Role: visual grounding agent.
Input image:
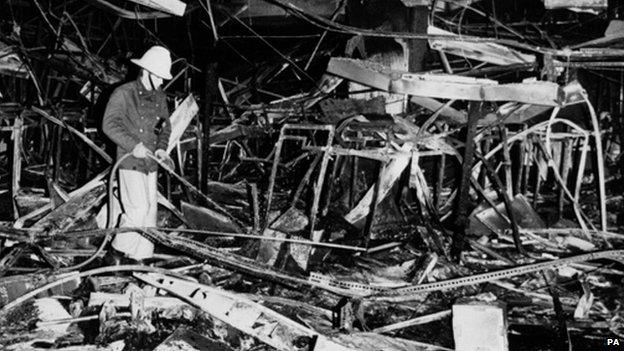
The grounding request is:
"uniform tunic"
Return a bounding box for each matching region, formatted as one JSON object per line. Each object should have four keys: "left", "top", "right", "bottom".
{"left": 102, "top": 79, "right": 171, "bottom": 173}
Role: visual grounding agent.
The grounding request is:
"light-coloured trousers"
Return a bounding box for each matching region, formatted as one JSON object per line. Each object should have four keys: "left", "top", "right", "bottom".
{"left": 111, "top": 169, "right": 157, "bottom": 260}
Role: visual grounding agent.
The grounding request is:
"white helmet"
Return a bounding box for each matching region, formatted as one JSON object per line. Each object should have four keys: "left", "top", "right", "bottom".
{"left": 131, "top": 45, "right": 172, "bottom": 80}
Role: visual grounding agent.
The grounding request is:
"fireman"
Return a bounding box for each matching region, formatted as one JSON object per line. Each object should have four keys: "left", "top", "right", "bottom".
{"left": 102, "top": 45, "right": 174, "bottom": 263}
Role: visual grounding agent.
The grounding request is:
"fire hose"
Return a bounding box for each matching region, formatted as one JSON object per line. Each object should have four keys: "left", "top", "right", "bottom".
{"left": 54, "top": 153, "right": 624, "bottom": 301}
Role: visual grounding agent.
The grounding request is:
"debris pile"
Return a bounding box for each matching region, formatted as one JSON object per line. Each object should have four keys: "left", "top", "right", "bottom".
{"left": 1, "top": 0, "right": 624, "bottom": 350}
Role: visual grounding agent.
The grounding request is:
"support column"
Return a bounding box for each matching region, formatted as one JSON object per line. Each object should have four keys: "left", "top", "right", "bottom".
{"left": 406, "top": 5, "right": 429, "bottom": 73}
{"left": 451, "top": 102, "right": 483, "bottom": 261}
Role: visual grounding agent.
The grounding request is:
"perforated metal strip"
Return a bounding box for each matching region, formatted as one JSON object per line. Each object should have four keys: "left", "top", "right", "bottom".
{"left": 141, "top": 228, "right": 624, "bottom": 301}
{"left": 312, "top": 250, "right": 624, "bottom": 301}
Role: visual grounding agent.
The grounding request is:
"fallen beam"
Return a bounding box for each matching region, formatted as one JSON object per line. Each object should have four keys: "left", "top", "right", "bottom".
{"left": 327, "top": 58, "right": 563, "bottom": 106}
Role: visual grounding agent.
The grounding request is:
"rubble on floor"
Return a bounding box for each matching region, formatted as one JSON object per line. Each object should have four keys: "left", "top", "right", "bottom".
{"left": 2, "top": 1, "right": 624, "bottom": 350}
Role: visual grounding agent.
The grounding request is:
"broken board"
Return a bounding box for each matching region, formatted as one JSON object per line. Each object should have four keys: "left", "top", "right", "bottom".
{"left": 31, "top": 183, "right": 106, "bottom": 235}
{"left": 167, "top": 94, "right": 199, "bottom": 153}
{"left": 135, "top": 273, "right": 356, "bottom": 351}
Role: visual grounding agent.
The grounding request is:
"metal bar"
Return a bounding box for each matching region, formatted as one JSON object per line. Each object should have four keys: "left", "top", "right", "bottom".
{"left": 264, "top": 126, "right": 289, "bottom": 226}
{"left": 500, "top": 126, "right": 513, "bottom": 197}
{"left": 320, "top": 155, "right": 341, "bottom": 216}
{"left": 308, "top": 249, "right": 624, "bottom": 300}
{"left": 290, "top": 154, "right": 322, "bottom": 208}
{"left": 451, "top": 102, "right": 482, "bottom": 260}
{"left": 349, "top": 154, "right": 359, "bottom": 209}
{"left": 533, "top": 137, "right": 594, "bottom": 233}
{"left": 308, "top": 127, "right": 335, "bottom": 239}
{"left": 11, "top": 115, "right": 23, "bottom": 220}
{"left": 264, "top": 124, "right": 335, "bottom": 233}
{"left": 363, "top": 161, "right": 385, "bottom": 248}
{"left": 372, "top": 310, "right": 452, "bottom": 333}
{"left": 515, "top": 124, "right": 527, "bottom": 195}
{"left": 476, "top": 152, "right": 526, "bottom": 255}
{"left": 435, "top": 149, "right": 447, "bottom": 210}
{"left": 558, "top": 138, "right": 572, "bottom": 220}
{"left": 522, "top": 132, "right": 533, "bottom": 195}
{"left": 247, "top": 183, "right": 260, "bottom": 234}
{"left": 303, "top": 0, "right": 344, "bottom": 70}
{"left": 532, "top": 140, "right": 542, "bottom": 209}
{"left": 479, "top": 135, "right": 492, "bottom": 189}
{"left": 581, "top": 93, "right": 608, "bottom": 231}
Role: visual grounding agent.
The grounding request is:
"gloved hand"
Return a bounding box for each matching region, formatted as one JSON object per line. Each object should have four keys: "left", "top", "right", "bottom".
{"left": 132, "top": 142, "right": 148, "bottom": 158}
{"left": 155, "top": 149, "right": 175, "bottom": 170}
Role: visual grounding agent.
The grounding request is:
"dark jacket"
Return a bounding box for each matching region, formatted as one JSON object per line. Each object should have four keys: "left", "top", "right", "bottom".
{"left": 102, "top": 80, "right": 171, "bottom": 173}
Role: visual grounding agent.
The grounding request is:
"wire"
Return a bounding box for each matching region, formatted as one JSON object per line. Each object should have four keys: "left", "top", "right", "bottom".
{"left": 220, "top": 5, "right": 318, "bottom": 87}
{"left": 261, "top": 0, "right": 558, "bottom": 55}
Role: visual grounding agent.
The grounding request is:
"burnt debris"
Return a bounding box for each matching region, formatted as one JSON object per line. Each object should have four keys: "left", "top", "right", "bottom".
{"left": 1, "top": 1, "right": 624, "bottom": 350}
